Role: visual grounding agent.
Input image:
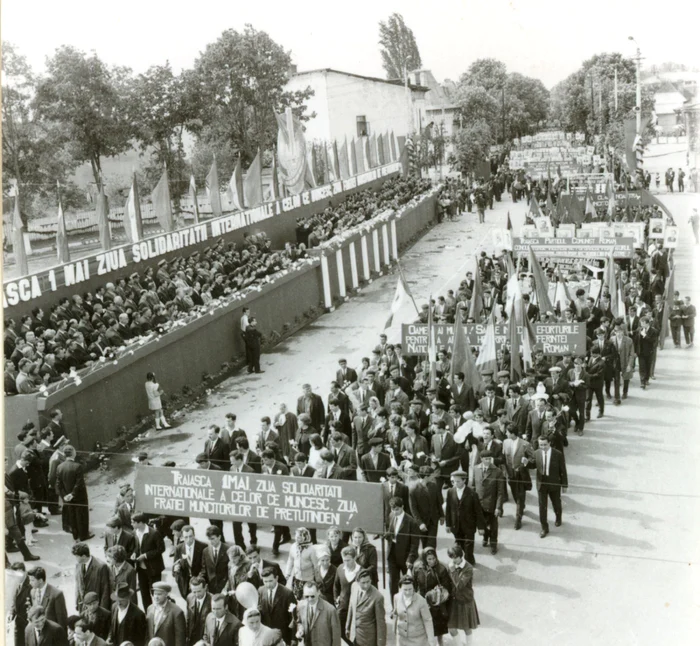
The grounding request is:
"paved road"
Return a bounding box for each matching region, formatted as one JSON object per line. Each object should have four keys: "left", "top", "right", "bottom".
{"left": 6, "top": 188, "right": 700, "bottom": 645}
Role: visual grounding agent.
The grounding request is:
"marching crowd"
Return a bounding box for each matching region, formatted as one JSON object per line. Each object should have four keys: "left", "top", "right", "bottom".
{"left": 5, "top": 169, "right": 692, "bottom": 646}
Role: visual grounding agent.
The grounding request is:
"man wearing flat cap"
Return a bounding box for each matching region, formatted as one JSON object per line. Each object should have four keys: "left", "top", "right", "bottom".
{"left": 146, "top": 582, "right": 185, "bottom": 646}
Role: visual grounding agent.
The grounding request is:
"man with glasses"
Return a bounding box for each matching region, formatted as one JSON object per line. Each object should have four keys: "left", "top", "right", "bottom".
{"left": 296, "top": 581, "right": 341, "bottom": 646}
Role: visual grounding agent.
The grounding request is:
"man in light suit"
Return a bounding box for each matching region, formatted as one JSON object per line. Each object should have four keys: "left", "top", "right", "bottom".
{"left": 530, "top": 435, "right": 568, "bottom": 538}
{"left": 202, "top": 593, "right": 241, "bottom": 646}
{"left": 384, "top": 497, "right": 421, "bottom": 599}
{"left": 611, "top": 325, "right": 636, "bottom": 400}
{"left": 185, "top": 576, "right": 211, "bottom": 646}
{"left": 146, "top": 582, "right": 186, "bottom": 646}
{"left": 296, "top": 581, "right": 341, "bottom": 646}
{"left": 430, "top": 420, "right": 459, "bottom": 487}
{"left": 27, "top": 566, "right": 68, "bottom": 630}
{"left": 345, "top": 569, "right": 386, "bottom": 646}
{"left": 525, "top": 394, "right": 548, "bottom": 446}
{"left": 384, "top": 377, "right": 409, "bottom": 415}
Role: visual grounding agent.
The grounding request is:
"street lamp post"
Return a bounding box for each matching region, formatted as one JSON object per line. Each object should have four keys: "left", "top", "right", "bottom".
{"left": 628, "top": 37, "right": 642, "bottom": 136}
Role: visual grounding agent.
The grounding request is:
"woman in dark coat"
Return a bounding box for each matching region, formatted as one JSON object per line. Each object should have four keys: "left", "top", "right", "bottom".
{"left": 447, "top": 543, "right": 480, "bottom": 640}
{"left": 325, "top": 526, "right": 348, "bottom": 569}
{"left": 313, "top": 548, "right": 337, "bottom": 605}
{"left": 350, "top": 528, "right": 378, "bottom": 587}
{"left": 413, "top": 547, "right": 454, "bottom": 641}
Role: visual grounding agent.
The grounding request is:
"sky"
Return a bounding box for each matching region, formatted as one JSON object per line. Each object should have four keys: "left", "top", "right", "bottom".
{"left": 2, "top": 0, "right": 698, "bottom": 89}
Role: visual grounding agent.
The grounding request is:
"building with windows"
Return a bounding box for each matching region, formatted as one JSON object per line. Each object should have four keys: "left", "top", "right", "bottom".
{"left": 284, "top": 68, "right": 429, "bottom": 146}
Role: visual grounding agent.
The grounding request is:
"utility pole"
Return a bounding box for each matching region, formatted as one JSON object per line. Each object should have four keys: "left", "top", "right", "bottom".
{"left": 629, "top": 37, "right": 642, "bottom": 136}
{"left": 589, "top": 72, "right": 596, "bottom": 134}
{"left": 501, "top": 85, "right": 506, "bottom": 144}
{"left": 614, "top": 65, "right": 619, "bottom": 112}
{"left": 404, "top": 64, "right": 412, "bottom": 136}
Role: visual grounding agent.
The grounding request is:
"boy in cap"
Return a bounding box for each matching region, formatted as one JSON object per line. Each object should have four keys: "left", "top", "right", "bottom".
{"left": 445, "top": 469, "right": 486, "bottom": 565}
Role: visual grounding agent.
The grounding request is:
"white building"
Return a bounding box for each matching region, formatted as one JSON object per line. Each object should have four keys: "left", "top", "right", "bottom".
{"left": 654, "top": 91, "right": 687, "bottom": 132}
{"left": 285, "top": 68, "right": 429, "bottom": 146}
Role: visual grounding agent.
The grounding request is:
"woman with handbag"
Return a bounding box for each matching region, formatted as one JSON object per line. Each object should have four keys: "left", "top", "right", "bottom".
{"left": 412, "top": 547, "right": 453, "bottom": 644}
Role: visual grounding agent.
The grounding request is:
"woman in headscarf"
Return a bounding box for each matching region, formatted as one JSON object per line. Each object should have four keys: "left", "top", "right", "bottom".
{"left": 238, "top": 608, "right": 284, "bottom": 646}
{"left": 285, "top": 527, "right": 318, "bottom": 600}
{"left": 313, "top": 545, "right": 336, "bottom": 604}
{"left": 413, "top": 547, "right": 454, "bottom": 644}
{"left": 224, "top": 545, "right": 262, "bottom": 619}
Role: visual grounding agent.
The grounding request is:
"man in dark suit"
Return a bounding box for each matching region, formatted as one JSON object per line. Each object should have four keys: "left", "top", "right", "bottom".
{"left": 195, "top": 453, "right": 224, "bottom": 530}
{"left": 132, "top": 512, "right": 166, "bottom": 610}
{"left": 503, "top": 425, "right": 535, "bottom": 530}
{"left": 27, "top": 566, "right": 68, "bottom": 629}
{"left": 522, "top": 293, "right": 539, "bottom": 322}
{"left": 634, "top": 317, "right": 658, "bottom": 388}
{"left": 24, "top": 605, "right": 69, "bottom": 646}
{"left": 10, "top": 562, "right": 33, "bottom": 646}
{"left": 351, "top": 404, "right": 374, "bottom": 456}
{"left": 146, "top": 582, "right": 186, "bottom": 646}
{"left": 326, "top": 401, "right": 353, "bottom": 442}
{"left": 451, "top": 372, "right": 476, "bottom": 414}
{"left": 472, "top": 449, "right": 506, "bottom": 554}
{"left": 109, "top": 582, "right": 147, "bottom": 646}
{"left": 72, "top": 542, "right": 111, "bottom": 611}
{"left": 404, "top": 466, "right": 434, "bottom": 548}
{"left": 56, "top": 445, "right": 93, "bottom": 541}
{"left": 258, "top": 566, "right": 296, "bottom": 644}
{"left": 585, "top": 347, "right": 606, "bottom": 420}
{"left": 336, "top": 358, "right": 358, "bottom": 388}
{"left": 185, "top": 576, "right": 211, "bottom": 646}
{"left": 246, "top": 545, "right": 286, "bottom": 585}
{"left": 204, "top": 426, "right": 230, "bottom": 472}
{"left": 80, "top": 592, "right": 112, "bottom": 640}
{"left": 385, "top": 497, "right": 420, "bottom": 599}
{"left": 234, "top": 438, "right": 262, "bottom": 473}
{"left": 229, "top": 451, "right": 258, "bottom": 548}
{"left": 259, "top": 450, "right": 292, "bottom": 553}
{"left": 359, "top": 438, "right": 391, "bottom": 482}
{"left": 290, "top": 452, "right": 317, "bottom": 542}
{"left": 201, "top": 525, "right": 230, "bottom": 593}
{"left": 381, "top": 468, "right": 410, "bottom": 531}
{"left": 173, "top": 525, "right": 206, "bottom": 599}
{"left": 430, "top": 420, "right": 459, "bottom": 487}
{"left": 592, "top": 327, "right": 620, "bottom": 401}
{"left": 297, "top": 384, "right": 325, "bottom": 431}
{"left": 445, "top": 469, "right": 486, "bottom": 565}
{"left": 478, "top": 385, "right": 505, "bottom": 424}
{"left": 104, "top": 516, "right": 137, "bottom": 559}
{"left": 530, "top": 435, "right": 568, "bottom": 538}
{"left": 202, "top": 593, "right": 241, "bottom": 646}
{"left": 329, "top": 432, "right": 358, "bottom": 480}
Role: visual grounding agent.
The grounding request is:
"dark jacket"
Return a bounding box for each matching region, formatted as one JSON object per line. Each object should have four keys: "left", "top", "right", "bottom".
{"left": 109, "top": 602, "right": 147, "bottom": 646}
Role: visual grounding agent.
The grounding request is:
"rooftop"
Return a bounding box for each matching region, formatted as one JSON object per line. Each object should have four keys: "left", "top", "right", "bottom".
{"left": 291, "top": 68, "right": 429, "bottom": 92}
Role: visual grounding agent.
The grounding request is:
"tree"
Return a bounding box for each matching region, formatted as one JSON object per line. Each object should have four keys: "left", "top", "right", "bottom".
{"left": 451, "top": 119, "right": 494, "bottom": 175}
{"left": 378, "top": 13, "right": 422, "bottom": 80}
{"left": 460, "top": 59, "right": 507, "bottom": 95}
{"left": 34, "top": 46, "right": 135, "bottom": 189}
{"left": 2, "top": 42, "right": 85, "bottom": 220}
{"left": 549, "top": 52, "right": 654, "bottom": 141}
{"left": 129, "top": 63, "right": 200, "bottom": 198}
{"left": 454, "top": 85, "right": 500, "bottom": 133}
{"left": 190, "top": 25, "right": 313, "bottom": 169}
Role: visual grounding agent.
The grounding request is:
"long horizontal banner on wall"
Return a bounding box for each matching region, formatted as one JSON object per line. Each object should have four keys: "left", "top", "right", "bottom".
{"left": 3, "top": 163, "right": 401, "bottom": 308}
{"left": 401, "top": 322, "right": 586, "bottom": 357}
{"left": 512, "top": 237, "right": 635, "bottom": 259}
{"left": 133, "top": 466, "right": 385, "bottom": 532}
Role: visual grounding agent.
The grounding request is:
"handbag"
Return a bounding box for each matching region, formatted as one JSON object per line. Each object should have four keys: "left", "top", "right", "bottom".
{"left": 426, "top": 585, "right": 450, "bottom": 607}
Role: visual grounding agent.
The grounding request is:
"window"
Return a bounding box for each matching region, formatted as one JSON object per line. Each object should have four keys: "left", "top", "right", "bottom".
{"left": 356, "top": 116, "right": 369, "bottom": 137}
